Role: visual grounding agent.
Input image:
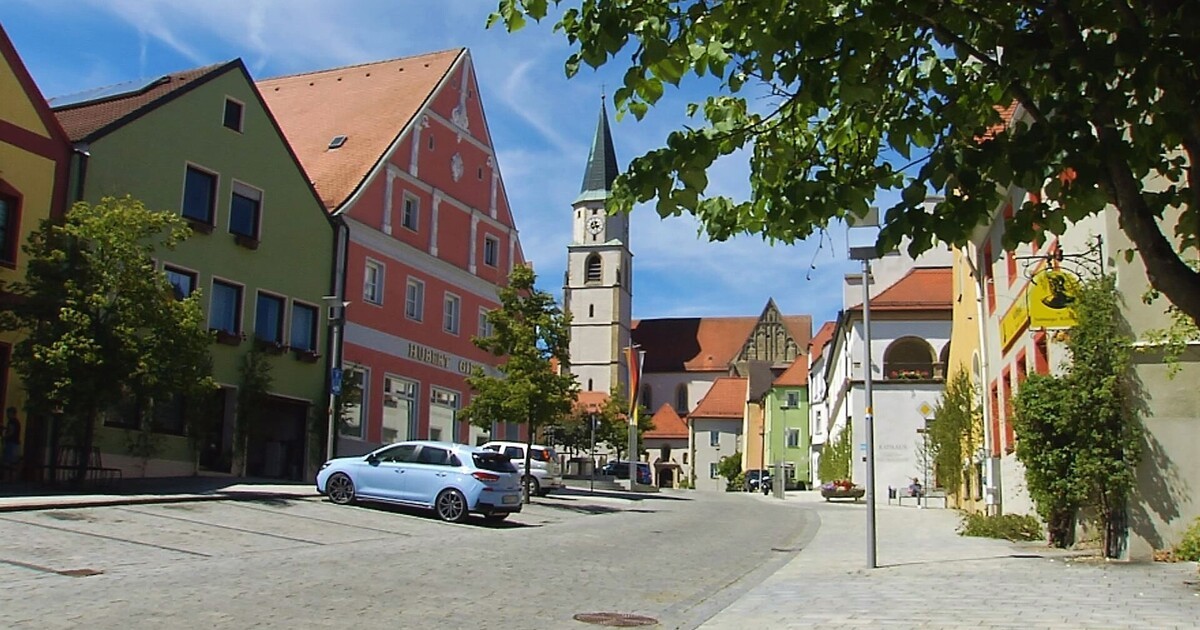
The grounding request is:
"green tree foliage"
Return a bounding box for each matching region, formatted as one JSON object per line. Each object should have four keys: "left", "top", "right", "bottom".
{"left": 0, "top": 196, "right": 215, "bottom": 479}
{"left": 1142, "top": 260, "right": 1200, "bottom": 378}
{"left": 818, "top": 425, "right": 852, "bottom": 483}
{"left": 459, "top": 265, "right": 577, "bottom": 499}
{"left": 542, "top": 406, "right": 590, "bottom": 454}
{"left": 591, "top": 390, "right": 653, "bottom": 461}
{"left": 716, "top": 450, "right": 741, "bottom": 489}
{"left": 491, "top": 1, "right": 1200, "bottom": 325}
{"left": 1013, "top": 276, "right": 1141, "bottom": 554}
{"left": 929, "top": 369, "right": 981, "bottom": 496}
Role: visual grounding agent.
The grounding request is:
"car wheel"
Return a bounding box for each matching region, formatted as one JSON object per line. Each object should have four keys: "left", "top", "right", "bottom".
{"left": 484, "top": 513, "right": 510, "bottom": 522}
{"left": 435, "top": 489, "right": 468, "bottom": 523}
{"left": 524, "top": 476, "right": 540, "bottom": 498}
{"left": 326, "top": 473, "right": 356, "bottom": 505}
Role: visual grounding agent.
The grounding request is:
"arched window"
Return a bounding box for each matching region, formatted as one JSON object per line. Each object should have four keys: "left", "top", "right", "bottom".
{"left": 585, "top": 254, "right": 602, "bottom": 283}
{"left": 640, "top": 385, "right": 652, "bottom": 410}
{"left": 938, "top": 342, "right": 951, "bottom": 378}
{"left": 883, "top": 337, "right": 936, "bottom": 379}
{"left": 675, "top": 384, "right": 688, "bottom": 414}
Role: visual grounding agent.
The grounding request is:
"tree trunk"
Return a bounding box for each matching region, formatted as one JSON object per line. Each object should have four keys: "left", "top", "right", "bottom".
{"left": 74, "top": 408, "right": 97, "bottom": 486}
{"left": 1047, "top": 508, "right": 1076, "bottom": 548}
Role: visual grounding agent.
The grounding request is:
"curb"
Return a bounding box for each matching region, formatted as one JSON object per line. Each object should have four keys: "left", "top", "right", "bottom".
{"left": 0, "top": 491, "right": 320, "bottom": 513}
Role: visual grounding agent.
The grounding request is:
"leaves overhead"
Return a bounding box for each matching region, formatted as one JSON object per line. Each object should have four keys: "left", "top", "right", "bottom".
{"left": 491, "top": 0, "right": 1200, "bottom": 324}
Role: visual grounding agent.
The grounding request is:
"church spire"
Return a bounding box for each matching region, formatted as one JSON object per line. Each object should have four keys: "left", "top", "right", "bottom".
{"left": 574, "top": 97, "right": 619, "bottom": 205}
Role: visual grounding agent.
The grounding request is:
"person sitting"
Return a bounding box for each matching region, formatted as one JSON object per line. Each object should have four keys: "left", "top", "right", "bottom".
{"left": 908, "top": 477, "right": 923, "bottom": 498}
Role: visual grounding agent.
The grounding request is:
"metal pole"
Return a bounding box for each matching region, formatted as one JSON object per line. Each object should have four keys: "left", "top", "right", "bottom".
{"left": 863, "top": 258, "right": 878, "bottom": 569}
{"left": 590, "top": 412, "right": 597, "bottom": 493}
{"left": 325, "top": 313, "right": 343, "bottom": 461}
{"left": 628, "top": 406, "right": 638, "bottom": 488}
{"left": 923, "top": 421, "right": 931, "bottom": 509}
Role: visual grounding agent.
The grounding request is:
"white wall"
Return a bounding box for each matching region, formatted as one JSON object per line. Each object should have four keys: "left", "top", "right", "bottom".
{"left": 691, "top": 418, "right": 741, "bottom": 491}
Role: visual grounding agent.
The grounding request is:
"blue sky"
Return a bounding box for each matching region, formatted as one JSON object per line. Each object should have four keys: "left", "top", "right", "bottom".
{"left": 1, "top": 0, "right": 860, "bottom": 330}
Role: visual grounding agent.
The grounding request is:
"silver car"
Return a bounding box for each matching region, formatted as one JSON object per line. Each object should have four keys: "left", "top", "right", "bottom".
{"left": 480, "top": 441, "right": 565, "bottom": 496}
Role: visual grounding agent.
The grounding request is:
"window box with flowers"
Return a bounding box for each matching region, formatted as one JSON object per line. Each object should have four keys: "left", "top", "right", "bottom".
{"left": 254, "top": 339, "right": 287, "bottom": 355}
{"left": 888, "top": 369, "right": 931, "bottom": 380}
{"left": 212, "top": 329, "right": 244, "bottom": 346}
{"left": 820, "top": 480, "right": 865, "bottom": 501}
{"left": 292, "top": 348, "right": 321, "bottom": 363}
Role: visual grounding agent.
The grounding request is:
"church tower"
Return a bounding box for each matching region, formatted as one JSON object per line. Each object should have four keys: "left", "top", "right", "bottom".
{"left": 564, "top": 100, "right": 633, "bottom": 398}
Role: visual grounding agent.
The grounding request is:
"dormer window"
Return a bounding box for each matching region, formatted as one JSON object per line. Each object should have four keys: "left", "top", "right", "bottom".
{"left": 223, "top": 98, "right": 244, "bottom": 132}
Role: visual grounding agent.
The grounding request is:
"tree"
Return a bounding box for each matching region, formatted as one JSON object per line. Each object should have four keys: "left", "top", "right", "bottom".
{"left": 591, "top": 389, "right": 653, "bottom": 461}
{"left": 491, "top": 1, "right": 1200, "bottom": 325}
{"left": 716, "top": 450, "right": 741, "bottom": 490}
{"left": 459, "top": 265, "right": 578, "bottom": 501}
{"left": 1013, "top": 275, "right": 1141, "bottom": 554}
{"left": 0, "top": 196, "right": 215, "bottom": 481}
{"left": 817, "top": 425, "right": 852, "bottom": 484}
{"left": 542, "top": 407, "right": 591, "bottom": 455}
{"left": 929, "top": 369, "right": 982, "bottom": 498}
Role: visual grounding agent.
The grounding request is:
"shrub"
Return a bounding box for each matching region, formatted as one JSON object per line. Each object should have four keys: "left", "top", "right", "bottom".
{"left": 1175, "top": 518, "right": 1200, "bottom": 561}
{"left": 727, "top": 472, "right": 745, "bottom": 492}
{"left": 957, "top": 512, "right": 1043, "bottom": 542}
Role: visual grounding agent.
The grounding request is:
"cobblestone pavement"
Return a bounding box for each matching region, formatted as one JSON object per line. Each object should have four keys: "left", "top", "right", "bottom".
{"left": 0, "top": 488, "right": 814, "bottom": 629}
{"left": 699, "top": 493, "right": 1200, "bottom": 629}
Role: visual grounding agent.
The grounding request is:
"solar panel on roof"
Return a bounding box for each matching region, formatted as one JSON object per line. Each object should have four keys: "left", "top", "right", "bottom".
{"left": 47, "top": 76, "right": 167, "bottom": 109}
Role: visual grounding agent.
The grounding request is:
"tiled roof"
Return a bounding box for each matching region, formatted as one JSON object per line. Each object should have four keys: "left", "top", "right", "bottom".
{"left": 810, "top": 320, "right": 837, "bottom": 360}
{"left": 644, "top": 404, "right": 688, "bottom": 439}
{"left": 52, "top": 62, "right": 233, "bottom": 142}
{"left": 258, "top": 49, "right": 462, "bottom": 211}
{"left": 689, "top": 377, "right": 746, "bottom": 419}
{"left": 631, "top": 314, "right": 812, "bottom": 373}
{"left": 977, "top": 101, "right": 1020, "bottom": 142}
{"left": 575, "top": 390, "right": 609, "bottom": 413}
{"left": 773, "top": 356, "right": 809, "bottom": 387}
{"left": 850, "top": 267, "right": 953, "bottom": 312}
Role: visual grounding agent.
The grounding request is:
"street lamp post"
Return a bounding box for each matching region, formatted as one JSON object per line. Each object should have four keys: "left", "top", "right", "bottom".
{"left": 323, "top": 297, "right": 349, "bottom": 462}
{"left": 849, "top": 217, "right": 879, "bottom": 570}
{"left": 917, "top": 423, "right": 931, "bottom": 509}
{"left": 589, "top": 411, "right": 597, "bottom": 494}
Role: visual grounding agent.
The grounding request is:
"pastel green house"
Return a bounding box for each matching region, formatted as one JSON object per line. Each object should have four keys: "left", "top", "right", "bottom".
{"left": 763, "top": 359, "right": 811, "bottom": 489}
{"left": 51, "top": 60, "right": 336, "bottom": 480}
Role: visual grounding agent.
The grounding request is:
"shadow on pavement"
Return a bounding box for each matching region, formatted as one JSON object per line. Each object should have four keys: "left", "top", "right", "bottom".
{"left": 551, "top": 487, "right": 692, "bottom": 502}
{"left": 350, "top": 500, "right": 537, "bottom": 529}
{"left": 0, "top": 476, "right": 312, "bottom": 498}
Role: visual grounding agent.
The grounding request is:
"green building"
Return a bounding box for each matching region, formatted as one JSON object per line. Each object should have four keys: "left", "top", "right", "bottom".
{"left": 762, "top": 359, "right": 811, "bottom": 489}
{"left": 52, "top": 60, "right": 336, "bottom": 480}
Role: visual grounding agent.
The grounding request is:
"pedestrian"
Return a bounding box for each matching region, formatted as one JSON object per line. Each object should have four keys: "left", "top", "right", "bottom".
{"left": 3, "top": 407, "right": 21, "bottom": 467}
{"left": 908, "top": 477, "right": 923, "bottom": 498}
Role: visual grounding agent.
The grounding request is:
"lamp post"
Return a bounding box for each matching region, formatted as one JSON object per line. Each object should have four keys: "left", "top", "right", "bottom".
{"left": 589, "top": 411, "right": 597, "bottom": 494}
{"left": 917, "top": 423, "right": 931, "bottom": 509}
{"left": 322, "top": 296, "right": 349, "bottom": 462}
{"left": 849, "top": 214, "right": 879, "bottom": 570}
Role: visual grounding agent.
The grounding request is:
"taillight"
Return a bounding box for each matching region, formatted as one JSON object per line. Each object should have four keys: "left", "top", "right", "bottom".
{"left": 472, "top": 471, "right": 500, "bottom": 482}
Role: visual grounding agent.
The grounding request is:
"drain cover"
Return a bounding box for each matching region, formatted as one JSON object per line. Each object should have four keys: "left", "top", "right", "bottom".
{"left": 57, "top": 568, "right": 103, "bottom": 577}
{"left": 573, "top": 612, "right": 658, "bottom": 627}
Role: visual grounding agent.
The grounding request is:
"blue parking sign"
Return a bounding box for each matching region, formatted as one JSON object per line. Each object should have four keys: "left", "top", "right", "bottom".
{"left": 331, "top": 368, "right": 343, "bottom": 395}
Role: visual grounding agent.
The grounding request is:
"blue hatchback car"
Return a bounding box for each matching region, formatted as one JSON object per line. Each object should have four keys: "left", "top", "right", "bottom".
{"left": 316, "top": 441, "right": 523, "bottom": 523}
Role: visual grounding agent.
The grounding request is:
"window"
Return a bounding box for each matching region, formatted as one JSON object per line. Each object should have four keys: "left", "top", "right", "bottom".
{"left": 588, "top": 304, "right": 594, "bottom": 318}
{"left": 290, "top": 302, "right": 318, "bottom": 352}
{"left": 709, "top": 431, "right": 720, "bottom": 447}
{"left": 641, "top": 386, "right": 652, "bottom": 410}
{"left": 164, "top": 266, "right": 197, "bottom": 300}
{"left": 382, "top": 376, "right": 417, "bottom": 443}
{"left": 478, "top": 308, "right": 493, "bottom": 338}
{"left": 153, "top": 394, "right": 187, "bottom": 435}
{"left": 364, "top": 260, "right": 384, "bottom": 305}
{"left": 585, "top": 254, "right": 602, "bottom": 283}
{"left": 341, "top": 366, "right": 368, "bottom": 438}
{"left": 429, "top": 387, "right": 459, "bottom": 442}
{"left": 376, "top": 443, "right": 417, "bottom": 463}
{"left": 483, "top": 235, "right": 499, "bottom": 267}
{"left": 209, "top": 280, "right": 242, "bottom": 334}
{"left": 427, "top": 134, "right": 435, "bottom": 150}
{"left": 710, "top": 463, "right": 719, "bottom": 479}
{"left": 223, "top": 98, "right": 243, "bottom": 132}
{"left": 786, "top": 391, "right": 800, "bottom": 408}
{"left": 417, "top": 446, "right": 452, "bottom": 465}
{"left": 675, "top": 385, "right": 688, "bottom": 414}
{"left": 786, "top": 428, "right": 800, "bottom": 448}
{"left": 229, "top": 182, "right": 262, "bottom": 240}
{"left": 443, "top": 293, "right": 461, "bottom": 334}
{"left": 983, "top": 242, "right": 996, "bottom": 314}
{"left": 254, "top": 293, "right": 285, "bottom": 344}
{"left": 402, "top": 193, "right": 419, "bottom": 231}
{"left": 0, "top": 187, "right": 19, "bottom": 265}
{"left": 405, "top": 278, "right": 424, "bottom": 320}
{"left": 182, "top": 166, "right": 217, "bottom": 225}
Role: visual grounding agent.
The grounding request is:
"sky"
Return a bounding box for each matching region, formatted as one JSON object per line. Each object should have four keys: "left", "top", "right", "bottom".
{"left": 0, "top": 0, "right": 862, "bottom": 330}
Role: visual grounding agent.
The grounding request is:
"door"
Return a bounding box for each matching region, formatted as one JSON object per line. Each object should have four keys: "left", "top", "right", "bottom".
{"left": 405, "top": 445, "right": 455, "bottom": 505}
{"left": 356, "top": 444, "right": 417, "bottom": 500}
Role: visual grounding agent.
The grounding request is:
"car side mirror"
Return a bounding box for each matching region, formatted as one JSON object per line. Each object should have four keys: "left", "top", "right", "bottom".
{"left": 366, "top": 454, "right": 379, "bottom": 465}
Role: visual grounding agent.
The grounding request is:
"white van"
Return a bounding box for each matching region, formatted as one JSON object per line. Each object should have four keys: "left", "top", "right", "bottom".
{"left": 479, "top": 441, "right": 565, "bottom": 496}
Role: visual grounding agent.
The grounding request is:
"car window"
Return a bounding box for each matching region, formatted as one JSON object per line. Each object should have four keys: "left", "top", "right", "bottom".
{"left": 502, "top": 446, "right": 523, "bottom": 460}
{"left": 416, "top": 446, "right": 451, "bottom": 466}
{"left": 532, "top": 447, "right": 547, "bottom": 461}
{"left": 473, "top": 452, "right": 518, "bottom": 473}
{"left": 375, "top": 444, "right": 417, "bottom": 463}
{"left": 482, "top": 445, "right": 499, "bottom": 452}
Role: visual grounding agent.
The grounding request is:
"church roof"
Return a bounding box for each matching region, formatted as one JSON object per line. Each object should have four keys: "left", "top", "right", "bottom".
{"left": 690, "top": 377, "right": 747, "bottom": 419}
{"left": 631, "top": 314, "right": 811, "bottom": 373}
{"left": 849, "top": 267, "right": 953, "bottom": 312}
{"left": 258, "top": 49, "right": 463, "bottom": 211}
{"left": 644, "top": 404, "right": 688, "bottom": 439}
{"left": 574, "top": 99, "right": 619, "bottom": 205}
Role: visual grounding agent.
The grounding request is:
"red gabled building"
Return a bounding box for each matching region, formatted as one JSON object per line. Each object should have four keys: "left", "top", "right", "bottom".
{"left": 260, "top": 49, "right": 526, "bottom": 455}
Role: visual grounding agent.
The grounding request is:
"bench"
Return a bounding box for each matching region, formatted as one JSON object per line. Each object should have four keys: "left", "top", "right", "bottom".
{"left": 44, "top": 447, "right": 123, "bottom": 486}
{"left": 887, "top": 485, "right": 948, "bottom": 508}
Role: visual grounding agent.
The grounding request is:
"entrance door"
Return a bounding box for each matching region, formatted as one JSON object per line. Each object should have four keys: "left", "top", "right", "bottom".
{"left": 199, "top": 387, "right": 235, "bottom": 473}
{"left": 247, "top": 396, "right": 309, "bottom": 480}
{"left": 658, "top": 466, "right": 675, "bottom": 488}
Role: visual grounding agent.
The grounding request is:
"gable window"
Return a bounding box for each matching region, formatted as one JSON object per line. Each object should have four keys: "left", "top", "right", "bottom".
{"left": 229, "top": 182, "right": 262, "bottom": 241}
{"left": 402, "top": 193, "right": 419, "bottom": 231}
{"left": 709, "top": 431, "right": 720, "bottom": 447}
{"left": 223, "top": 98, "right": 244, "bottom": 132}
{"left": 290, "top": 302, "right": 318, "bottom": 352}
{"left": 0, "top": 186, "right": 20, "bottom": 265}
{"left": 786, "top": 428, "right": 800, "bottom": 448}
{"left": 405, "top": 277, "right": 424, "bottom": 320}
{"left": 443, "top": 293, "right": 461, "bottom": 335}
{"left": 164, "top": 266, "right": 197, "bottom": 300}
{"left": 254, "top": 292, "right": 285, "bottom": 345}
{"left": 675, "top": 384, "right": 688, "bottom": 414}
{"left": 478, "top": 307, "right": 493, "bottom": 338}
{"left": 364, "top": 259, "right": 384, "bottom": 305}
{"left": 210, "top": 280, "right": 242, "bottom": 334}
{"left": 483, "top": 235, "right": 499, "bottom": 267}
{"left": 182, "top": 165, "right": 217, "bottom": 225}
{"left": 585, "top": 254, "right": 602, "bottom": 283}
{"left": 786, "top": 391, "right": 800, "bottom": 408}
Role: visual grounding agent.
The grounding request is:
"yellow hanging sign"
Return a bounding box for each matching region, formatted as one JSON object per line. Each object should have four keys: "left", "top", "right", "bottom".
{"left": 1029, "top": 269, "right": 1080, "bottom": 329}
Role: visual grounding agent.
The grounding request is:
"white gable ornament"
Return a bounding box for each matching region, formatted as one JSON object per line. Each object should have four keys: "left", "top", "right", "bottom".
{"left": 450, "top": 153, "right": 464, "bottom": 182}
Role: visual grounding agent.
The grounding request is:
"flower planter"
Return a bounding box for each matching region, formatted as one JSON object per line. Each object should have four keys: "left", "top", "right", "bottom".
{"left": 254, "top": 340, "right": 287, "bottom": 355}
{"left": 820, "top": 485, "right": 866, "bottom": 502}
{"left": 293, "top": 349, "right": 321, "bottom": 363}
{"left": 212, "top": 329, "right": 244, "bottom": 346}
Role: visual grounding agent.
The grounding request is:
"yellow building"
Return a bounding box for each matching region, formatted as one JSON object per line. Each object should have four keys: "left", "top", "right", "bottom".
{"left": 0, "top": 23, "right": 71, "bottom": 479}
{"left": 946, "top": 246, "right": 986, "bottom": 512}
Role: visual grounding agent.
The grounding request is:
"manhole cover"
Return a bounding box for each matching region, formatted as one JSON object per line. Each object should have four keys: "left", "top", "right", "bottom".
{"left": 573, "top": 612, "right": 658, "bottom": 627}
{"left": 57, "top": 568, "right": 103, "bottom": 577}
{"left": 44, "top": 512, "right": 91, "bottom": 522}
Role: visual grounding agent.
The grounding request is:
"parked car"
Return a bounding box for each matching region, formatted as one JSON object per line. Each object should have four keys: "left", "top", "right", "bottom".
{"left": 600, "top": 460, "right": 652, "bottom": 485}
{"left": 743, "top": 469, "right": 771, "bottom": 492}
{"left": 480, "top": 441, "right": 564, "bottom": 496}
{"left": 316, "top": 441, "right": 522, "bottom": 523}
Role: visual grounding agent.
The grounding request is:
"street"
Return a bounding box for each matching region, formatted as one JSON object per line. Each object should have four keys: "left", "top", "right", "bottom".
{"left": 0, "top": 488, "right": 814, "bottom": 629}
